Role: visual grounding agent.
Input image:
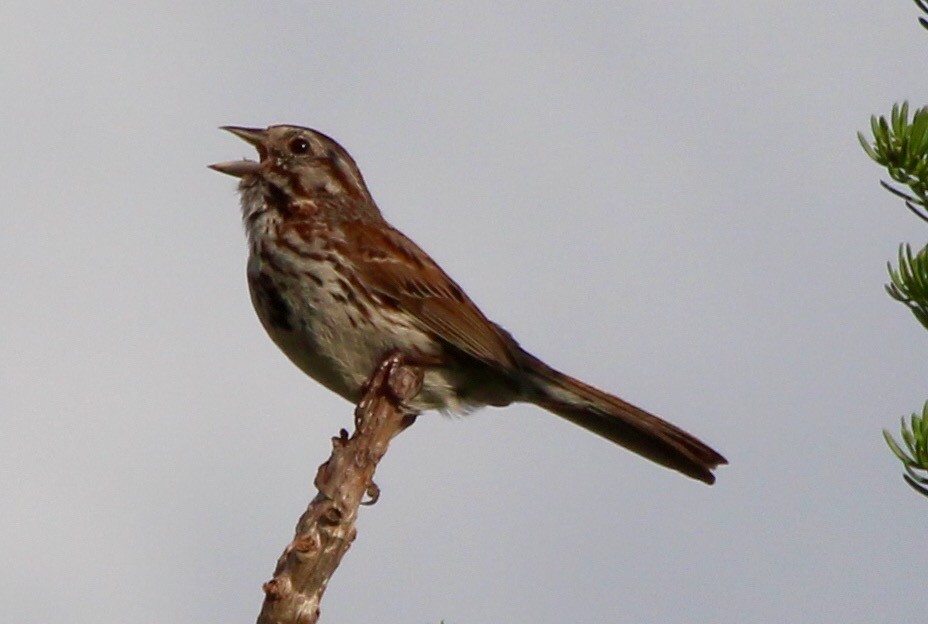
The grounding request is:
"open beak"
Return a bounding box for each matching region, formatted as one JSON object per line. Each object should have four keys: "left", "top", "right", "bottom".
{"left": 208, "top": 159, "right": 261, "bottom": 178}
{"left": 220, "top": 125, "right": 267, "bottom": 148}
{"left": 209, "top": 126, "right": 267, "bottom": 178}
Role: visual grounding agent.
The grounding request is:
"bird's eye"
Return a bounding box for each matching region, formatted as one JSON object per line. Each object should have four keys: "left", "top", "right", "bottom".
{"left": 289, "top": 138, "right": 311, "bottom": 155}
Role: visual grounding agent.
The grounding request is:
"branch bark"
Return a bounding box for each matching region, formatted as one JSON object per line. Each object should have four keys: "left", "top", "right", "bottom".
{"left": 255, "top": 353, "right": 422, "bottom": 624}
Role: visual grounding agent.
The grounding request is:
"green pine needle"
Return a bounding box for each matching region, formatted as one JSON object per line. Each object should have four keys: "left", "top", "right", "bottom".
{"left": 886, "top": 243, "right": 928, "bottom": 330}
{"left": 884, "top": 402, "right": 928, "bottom": 496}
{"left": 859, "top": 102, "right": 928, "bottom": 222}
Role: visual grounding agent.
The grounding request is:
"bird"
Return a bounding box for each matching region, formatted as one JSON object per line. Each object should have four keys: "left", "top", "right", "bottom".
{"left": 210, "top": 125, "right": 726, "bottom": 484}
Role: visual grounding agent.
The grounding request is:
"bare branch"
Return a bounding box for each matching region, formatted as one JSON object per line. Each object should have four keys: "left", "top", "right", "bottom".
{"left": 255, "top": 353, "right": 422, "bottom": 624}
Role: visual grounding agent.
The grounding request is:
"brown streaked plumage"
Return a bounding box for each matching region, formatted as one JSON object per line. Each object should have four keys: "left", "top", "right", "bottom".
{"left": 211, "top": 125, "right": 726, "bottom": 484}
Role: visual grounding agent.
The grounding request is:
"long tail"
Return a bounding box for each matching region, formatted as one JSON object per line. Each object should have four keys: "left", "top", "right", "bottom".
{"left": 522, "top": 354, "right": 726, "bottom": 484}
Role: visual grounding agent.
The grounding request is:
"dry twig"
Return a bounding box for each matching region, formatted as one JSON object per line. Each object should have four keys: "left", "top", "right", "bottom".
{"left": 255, "top": 353, "right": 422, "bottom": 624}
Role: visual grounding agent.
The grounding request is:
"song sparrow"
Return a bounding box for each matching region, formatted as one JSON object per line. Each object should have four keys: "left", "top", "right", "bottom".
{"left": 211, "top": 125, "right": 726, "bottom": 484}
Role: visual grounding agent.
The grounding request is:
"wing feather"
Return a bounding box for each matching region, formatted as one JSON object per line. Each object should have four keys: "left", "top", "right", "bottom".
{"left": 344, "top": 221, "right": 518, "bottom": 368}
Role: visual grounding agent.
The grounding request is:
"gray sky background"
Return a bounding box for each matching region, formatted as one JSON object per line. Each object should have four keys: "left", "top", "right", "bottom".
{"left": 3, "top": 2, "right": 927, "bottom": 622}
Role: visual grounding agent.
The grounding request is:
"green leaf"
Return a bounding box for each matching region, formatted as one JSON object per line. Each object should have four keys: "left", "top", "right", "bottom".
{"left": 858, "top": 132, "right": 879, "bottom": 161}
{"left": 884, "top": 428, "right": 911, "bottom": 463}
{"left": 885, "top": 402, "right": 928, "bottom": 497}
{"left": 859, "top": 102, "right": 928, "bottom": 217}
{"left": 885, "top": 243, "right": 928, "bottom": 330}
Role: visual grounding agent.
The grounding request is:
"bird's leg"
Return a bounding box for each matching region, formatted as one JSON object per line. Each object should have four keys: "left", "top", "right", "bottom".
{"left": 356, "top": 350, "right": 425, "bottom": 431}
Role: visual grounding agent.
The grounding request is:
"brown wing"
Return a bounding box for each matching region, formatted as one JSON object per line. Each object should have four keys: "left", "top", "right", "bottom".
{"left": 343, "top": 220, "right": 519, "bottom": 369}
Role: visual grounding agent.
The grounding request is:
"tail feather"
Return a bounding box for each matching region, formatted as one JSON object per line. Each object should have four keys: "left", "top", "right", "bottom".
{"left": 523, "top": 356, "right": 726, "bottom": 484}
